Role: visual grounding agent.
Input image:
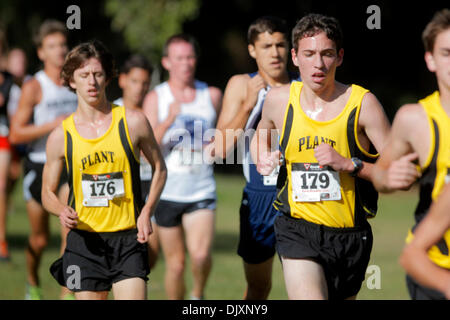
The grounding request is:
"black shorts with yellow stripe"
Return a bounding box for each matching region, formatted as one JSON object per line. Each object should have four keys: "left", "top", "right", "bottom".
{"left": 274, "top": 214, "right": 373, "bottom": 299}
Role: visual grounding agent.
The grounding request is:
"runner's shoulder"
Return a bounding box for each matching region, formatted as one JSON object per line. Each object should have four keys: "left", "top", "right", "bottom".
{"left": 394, "top": 102, "right": 427, "bottom": 126}
{"left": 266, "top": 83, "right": 290, "bottom": 105}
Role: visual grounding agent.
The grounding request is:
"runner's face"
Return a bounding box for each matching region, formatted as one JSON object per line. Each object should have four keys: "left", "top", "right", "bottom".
{"left": 119, "top": 67, "right": 151, "bottom": 107}
{"left": 426, "top": 28, "right": 450, "bottom": 90}
{"left": 163, "top": 41, "right": 197, "bottom": 83}
{"left": 292, "top": 31, "right": 343, "bottom": 91}
{"left": 71, "top": 58, "right": 107, "bottom": 106}
{"left": 8, "top": 50, "right": 27, "bottom": 78}
{"left": 249, "top": 31, "right": 289, "bottom": 79}
{"left": 38, "top": 32, "right": 68, "bottom": 68}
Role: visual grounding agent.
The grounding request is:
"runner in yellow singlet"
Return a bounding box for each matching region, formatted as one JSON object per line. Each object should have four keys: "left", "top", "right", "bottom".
{"left": 42, "top": 40, "right": 166, "bottom": 300}
{"left": 373, "top": 9, "right": 450, "bottom": 300}
{"left": 250, "top": 13, "right": 391, "bottom": 300}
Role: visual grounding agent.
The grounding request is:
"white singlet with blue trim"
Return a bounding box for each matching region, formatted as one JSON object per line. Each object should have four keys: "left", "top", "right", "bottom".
{"left": 29, "top": 70, "right": 77, "bottom": 163}
{"left": 241, "top": 72, "right": 299, "bottom": 191}
{"left": 156, "top": 80, "right": 217, "bottom": 202}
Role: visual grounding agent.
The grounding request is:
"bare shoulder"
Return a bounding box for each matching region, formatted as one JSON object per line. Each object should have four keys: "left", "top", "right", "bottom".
{"left": 262, "top": 84, "right": 291, "bottom": 129}
{"left": 223, "top": 73, "right": 250, "bottom": 97}
{"left": 46, "top": 124, "right": 65, "bottom": 155}
{"left": 125, "top": 106, "right": 148, "bottom": 128}
{"left": 20, "top": 77, "right": 41, "bottom": 101}
{"left": 142, "top": 89, "right": 158, "bottom": 110}
{"left": 359, "top": 91, "right": 386, "bottom": 119}
{"left": 393, "top": 103, "right": 427, "bottom": 126}
{"left": 226, "top": 73, "right": 251, "bottom": 88}
{"left": 208, "top": 86, "right": 223, "bottom": 104}
{"left": 265, "top": 83, "right": 291, "bottom": 106}
{"left": 22, "top": 77, "right": 40, "bottom": 91}
{"left": 361, "top": 91, "right": 382, "bottom": 108}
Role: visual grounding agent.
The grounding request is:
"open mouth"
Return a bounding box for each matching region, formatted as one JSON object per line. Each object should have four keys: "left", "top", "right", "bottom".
{"left": 312, "top": 73, "right": 326, "bottom": 82}
{"left": 270, "top": 61, "right": 282, "bottom": 68}
{"left": 87, "top": 89, "right": 98, "bottom": 96}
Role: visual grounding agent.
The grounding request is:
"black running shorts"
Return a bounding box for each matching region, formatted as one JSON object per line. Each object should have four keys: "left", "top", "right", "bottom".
{"left": 23, "top": 157, "right": 68, "bottom": 204}
{"left": 274, "top": 214, "right": 373, "bottom": 300}
{"left": 154, "top": 198, "right": 216, "bottom": 227}
{"left": 406, "top": 274, "right": 446, "bottom": 300}
{"left": 50, "top": 228, "right": 149, "bottom": 292}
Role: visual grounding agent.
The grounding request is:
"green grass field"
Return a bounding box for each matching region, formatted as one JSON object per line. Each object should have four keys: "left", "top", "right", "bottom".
{"left": 0, "top": 173, "right": 417, "bottom": 300}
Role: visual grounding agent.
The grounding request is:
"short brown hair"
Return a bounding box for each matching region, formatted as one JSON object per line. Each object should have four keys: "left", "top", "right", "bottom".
{"left": 422, "top": 9, "right": 450, "bottom": 52}
{"left": 121, "top": 54, "right": 153, "bottom": 75}
{"left": 33, "top": 20, "right": 67, "bottom": 48}
{"left": 162, "top": 34, "right": 200, "bottom": 58}
{"left": 61, "top": 40, "right": 117, "bottom": 92}
{"left": 247, "top": 16, "right": 288, "bottom": 45}
{"left": 291, "top": 14, "right": 343, "bottom": 52}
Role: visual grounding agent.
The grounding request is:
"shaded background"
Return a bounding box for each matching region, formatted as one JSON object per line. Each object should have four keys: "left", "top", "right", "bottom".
{"left": 1, "top": 0, "right": 448, "bottom": 115}
{"left": 0, "top": 1, "right": 445, "bottom": 300}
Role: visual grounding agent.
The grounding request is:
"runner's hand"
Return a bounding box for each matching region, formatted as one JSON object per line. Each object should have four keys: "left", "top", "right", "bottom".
{"left": 59, "top": 206, "right": 78, "bottom": 229}
{"left": 136, "top": 211, "right": 153, "bottom": 244}
{"left": 243, "top": 74, "right": 266, "bottom": 112}
{"left": 314, "top": 143, "right": 352, "bottom": 172}
{"left": 385, "top": 153, "right": 421, "bottom": 190}
{"left": 257, "top": 150, "right": 281, "bottom": 176}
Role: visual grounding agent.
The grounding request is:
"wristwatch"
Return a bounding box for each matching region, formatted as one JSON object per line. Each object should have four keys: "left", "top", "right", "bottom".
{"left": 350, "top": 157, "right": 363, "bottom": 177}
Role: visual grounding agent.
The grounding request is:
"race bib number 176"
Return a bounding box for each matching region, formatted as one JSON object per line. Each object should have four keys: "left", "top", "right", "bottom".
{"left": 81, "top": 172, "right": 125, "bottom": 207}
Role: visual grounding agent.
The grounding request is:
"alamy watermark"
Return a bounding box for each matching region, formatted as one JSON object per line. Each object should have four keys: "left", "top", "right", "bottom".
{"left": 365, "top": 264, "right": 381, "bottom": 289}
{"left": 66, "top": 5, "right": 81, "bottom": 30}
{"left": 66, "top": 4, "right": 381, "bottom": 31}
{"left": 366, "top": 5, "right": 381, "bottom": 30}
{"left": 161, "top": 123, "right": 280, "bottom": 166}
{"left": 66, "top": 264, "right": 81, "bottom": 290}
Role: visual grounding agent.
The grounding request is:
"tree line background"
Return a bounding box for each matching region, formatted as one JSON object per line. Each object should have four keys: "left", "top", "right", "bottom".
{"left": 0, "top": 0, "right": 448, "bottom": 137}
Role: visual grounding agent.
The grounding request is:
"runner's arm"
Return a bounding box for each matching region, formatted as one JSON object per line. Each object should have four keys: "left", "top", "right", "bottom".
{"left": 372, "top": 104, "right": 422, "bottom": 193}
{"left": 127, "top": 108, "right": 167, "bottom": 243}
{"left": 214, "top": 75, "right": 259, "bottom": 158}
{"left": 400, "top": 183, "right": 450, "bottom": 298}
{"left": 9, "top": 78, "right": 66, "bottom": 144}
{"left": 250, "top": 89, "right": 281, "bottom": 175}
{"left": 352, "top": 92, "right": 391, "bottom": 181}
{"left": 136, "top": 113, "right": 167, "bottom": 218}
{"left": 42, "top": 125, "right": 79, "bottom": 228}
{"left": 142, "top": 90, "right": 178, "bottom": 145}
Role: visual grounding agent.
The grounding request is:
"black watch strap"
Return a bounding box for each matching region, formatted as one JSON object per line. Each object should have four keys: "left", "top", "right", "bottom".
{"left": 350, "top": 157, "right": 363, "bottom": 177}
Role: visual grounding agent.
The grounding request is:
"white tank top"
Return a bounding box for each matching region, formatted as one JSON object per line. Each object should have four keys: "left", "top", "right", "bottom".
{"left": 29, "top": 70, "right": 78, "bottom": 163}
{"left": 156, "top": 80, "right": 216, "bottom": 202}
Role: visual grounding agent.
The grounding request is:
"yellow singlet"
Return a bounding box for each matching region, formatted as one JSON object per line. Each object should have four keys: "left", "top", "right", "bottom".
{"left": 406, "top": 91, "right": 450, "bottom": 269}
{"left": 274, "top": 81, "right": 378, "bottom": 228}
{"left": 62, "top": 104, "right": 143, "bottom": 233}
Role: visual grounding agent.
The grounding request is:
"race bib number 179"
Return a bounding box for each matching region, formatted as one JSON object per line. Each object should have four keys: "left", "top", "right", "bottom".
{"left": 82, "top": 172, "right": 125, "bottom": 207}
{"left": 291, "top": 163, "right": 341, "bottom": 202}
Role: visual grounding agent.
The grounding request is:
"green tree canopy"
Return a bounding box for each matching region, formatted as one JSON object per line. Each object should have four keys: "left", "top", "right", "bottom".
{"left": 104, "top": 0, "right": 200, "bottom": 64}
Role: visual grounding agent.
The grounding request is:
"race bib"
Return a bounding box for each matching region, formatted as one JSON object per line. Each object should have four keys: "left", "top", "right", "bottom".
{"left": 166, "top": 149, "right": 203, "bottom": 174}
{"left": 81, "top": 172, "right": 125, "bottom": 207}
{"left": 291, "top": 163, "right": 341, "bottom": 202}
